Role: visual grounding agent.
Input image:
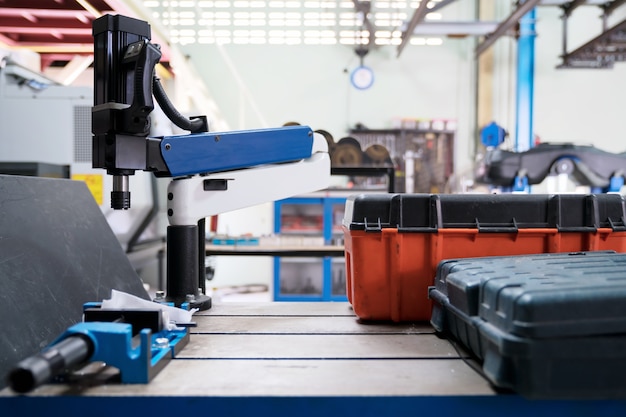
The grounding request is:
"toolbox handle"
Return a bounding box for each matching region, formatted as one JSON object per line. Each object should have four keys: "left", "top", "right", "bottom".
{"left": 555, "top": 225, "right": 600, "bottom": 232}
{"left": 363, "top": 217, "right": 383, "bottom": 232}
{"left": 607, "top": 217, "right": 626, "bottom": 232}
{"left": 475, "top": 218, "right": 519, "bottom": 233}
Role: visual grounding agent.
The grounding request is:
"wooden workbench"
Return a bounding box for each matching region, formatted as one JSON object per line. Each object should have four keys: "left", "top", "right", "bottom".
{"left": 2, "top": 302, "right": 625, "bottom": 416}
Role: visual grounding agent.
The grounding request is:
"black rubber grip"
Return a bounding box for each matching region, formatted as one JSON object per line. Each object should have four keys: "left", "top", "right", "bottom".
{"left": 7, "top": 334, "right": 94, "bottom": 394}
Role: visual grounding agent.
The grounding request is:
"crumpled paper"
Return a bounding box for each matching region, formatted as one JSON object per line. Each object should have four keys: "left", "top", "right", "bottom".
{"left": 100, "top": 289, "right": 198, "bottom": 330}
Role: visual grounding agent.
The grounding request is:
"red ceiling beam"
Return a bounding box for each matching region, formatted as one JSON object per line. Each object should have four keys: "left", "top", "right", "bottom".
{"left": 0, "top": 0, "right": 111, "bottom": 11}
{"left": 0, "top": 27, "right": 92, "bottom": 35}
{"left": 40, "top": 52, "right": 92, "bottom": 69}
{"left": 0, "top": 0, "right": 172, "bottom": 65}
{"left": 0, "top": 32, "right": 17, "bottom": 46}
{"left": 0, "top": 16, "right": 95, "bottom": 28}
{"left": 0, "top": 8, "right": 96, "bottom": 18}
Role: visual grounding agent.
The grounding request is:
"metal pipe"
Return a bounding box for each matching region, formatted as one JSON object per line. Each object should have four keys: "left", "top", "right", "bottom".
{"left": 515, "top": 6, "right": 537, "bottom": 153}
{"left": 561, "top": 10, "right": 568, "bottom": 58}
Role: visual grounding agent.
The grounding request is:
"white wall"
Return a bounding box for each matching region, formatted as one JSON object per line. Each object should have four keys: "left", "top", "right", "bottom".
{"left": 180, "top": 40, "right": 477, "bottom": 165}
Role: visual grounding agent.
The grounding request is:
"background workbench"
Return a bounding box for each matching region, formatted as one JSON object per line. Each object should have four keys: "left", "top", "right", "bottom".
{"left": 2, "top": 302, "right": 625, "bottom": 416}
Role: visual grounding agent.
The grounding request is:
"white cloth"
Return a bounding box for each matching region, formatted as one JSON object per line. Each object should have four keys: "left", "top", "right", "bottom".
{"left": 100, "top": 289, "right": 198, "bottom": 330}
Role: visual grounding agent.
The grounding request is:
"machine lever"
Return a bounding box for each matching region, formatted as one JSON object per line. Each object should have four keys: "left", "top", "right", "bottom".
{"left": 121, "top": 39, "right": 162, "bottom": 136}
{"left": 7, "top": 334, "right": 94, "bottom": 394}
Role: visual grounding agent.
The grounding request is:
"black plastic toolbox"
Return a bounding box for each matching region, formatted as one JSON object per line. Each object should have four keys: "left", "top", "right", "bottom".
{"left": 429, "top": 251, "right": 626, "bottom": 399}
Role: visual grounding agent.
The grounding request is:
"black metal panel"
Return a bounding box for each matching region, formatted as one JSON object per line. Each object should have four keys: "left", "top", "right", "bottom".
{"left": 0, "top": 162, "right": 70, "bottom": 178}
{"left": 0, "top": 175, "right": 149, "bottom": 390}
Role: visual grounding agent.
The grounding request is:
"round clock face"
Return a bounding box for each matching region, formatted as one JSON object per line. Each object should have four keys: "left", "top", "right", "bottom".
{"left": 350, "top": 65, "right": 374, "bottom": 90}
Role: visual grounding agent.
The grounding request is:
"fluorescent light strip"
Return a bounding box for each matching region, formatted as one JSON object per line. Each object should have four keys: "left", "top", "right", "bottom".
{"left": 145, "top": 0, "right": 445, "bottom": 46}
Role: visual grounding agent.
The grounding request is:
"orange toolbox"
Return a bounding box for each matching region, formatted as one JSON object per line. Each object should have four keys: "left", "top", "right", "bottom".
{"left": 342, "top": 193, "right": 626, "bottom": 322}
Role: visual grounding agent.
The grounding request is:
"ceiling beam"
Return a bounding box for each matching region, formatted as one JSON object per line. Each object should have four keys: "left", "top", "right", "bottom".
{"left": 428, "top": 0, "right": 458, "bottom": 14}
{"left": 14, "top": 44, "right": 94, "bottom": 53}
{"left": 0, "top": 32, "right": 17, "bottom": 47}
{"left": 475, "top": 0, "right": 541, "bottom": 58}
{"left": 40, "top": 53, "right": 92, "bottom": 64}
{"left": 397, "top": 0, "right": 430, "bottom": 58}
{"left": 50, "top": 54, "right": 94, "bottom": 85}
{"left": 0, "top": 17, "right": 91, "bottom": 28}
{"left": 75, "top": 0, "right": 103, "bottom": 18}
{"left": 0, "top": 27, "right": 91, "bottom": 35}
{"left": 603, "top": 0, "right": 626, "bottom": 16}
{"left": 561, "top": 0, "right": 587, "bottom": 17}
{"left": 0, "top": 8, "right": 94, "bottom": 19}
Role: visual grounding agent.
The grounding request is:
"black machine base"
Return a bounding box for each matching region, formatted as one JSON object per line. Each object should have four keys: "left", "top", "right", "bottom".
{"left": 189, "top": 294, "right": 212, "bottom": 311}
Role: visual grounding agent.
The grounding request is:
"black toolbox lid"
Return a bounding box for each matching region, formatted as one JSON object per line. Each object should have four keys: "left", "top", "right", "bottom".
{"left": 436, "top": 251, "right": 626, "bottom": 339}
{"left": 343, "top": 193, "right": 626, "bottom": 232}
{"left": 433, "top": 251, "right": 617, "bottom": 317}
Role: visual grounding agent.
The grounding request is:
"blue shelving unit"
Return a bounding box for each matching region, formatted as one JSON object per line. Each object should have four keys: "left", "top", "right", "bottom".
{"left": 273, "top": 196, "right": 347, "bottom": 301}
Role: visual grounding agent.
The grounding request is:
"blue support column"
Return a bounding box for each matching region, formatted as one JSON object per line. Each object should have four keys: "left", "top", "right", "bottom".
{"left": 515, "top": 6, "right": 536, "bottom": 152}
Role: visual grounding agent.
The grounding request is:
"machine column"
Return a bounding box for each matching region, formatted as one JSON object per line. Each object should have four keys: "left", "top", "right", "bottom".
{"left": 166, "top": 225, "right": 212, "bottom": 310}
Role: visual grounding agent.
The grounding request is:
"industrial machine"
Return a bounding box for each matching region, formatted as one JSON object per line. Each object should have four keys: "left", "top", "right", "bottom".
{"left": 476, "top": 142, "right": 626, "bottom": 193}
{"left": 475, "top": 123, "right": 626, "bottom": 193}
{"left": 91, "top": 14, "right": 330, "bottom": 310}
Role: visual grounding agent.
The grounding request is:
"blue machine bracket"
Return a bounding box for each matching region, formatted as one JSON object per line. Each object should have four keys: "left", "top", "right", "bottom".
{"left": 7, "top": 305, "right": 191, "bottom": 393}
{"left": 161, "top": 125, "right": 315, "bottom": 177}
{"left": 53, "top": 321, "right": 188, "bottom": 384}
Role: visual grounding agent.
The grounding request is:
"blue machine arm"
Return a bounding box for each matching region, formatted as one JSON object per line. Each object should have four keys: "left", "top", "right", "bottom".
{"left": 92, "top": 14, "right": 316, "bottom": 206}
{"left": 161, "top": 125, "right": 314, "bottom": 177}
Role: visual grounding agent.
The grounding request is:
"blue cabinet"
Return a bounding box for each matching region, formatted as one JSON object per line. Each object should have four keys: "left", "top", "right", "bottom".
{"left": 273, "top": 196, "right": 347, "bottom": 301}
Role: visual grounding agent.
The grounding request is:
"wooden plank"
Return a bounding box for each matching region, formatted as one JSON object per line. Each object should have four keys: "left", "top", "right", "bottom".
{"left": 179, "top": 334, "right": 459, "bottom": 359}
{"left": 16, "top": 359, "right": 495, "bottom": 397}
{"left": 192, "top": 315, "right": 434, "bottom": 334}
